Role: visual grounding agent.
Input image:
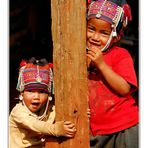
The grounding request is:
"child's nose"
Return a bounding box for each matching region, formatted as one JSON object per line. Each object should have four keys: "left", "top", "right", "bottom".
{"left": 33, "top": 92, "right": 40, "bottom": 99}
{"left": 92, "top": 32, "right": 100, "bottom": 41}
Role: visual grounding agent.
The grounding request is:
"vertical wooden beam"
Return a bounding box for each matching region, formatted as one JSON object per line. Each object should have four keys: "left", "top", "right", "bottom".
{"left": 45, "top": 0, "right": 89, "bottom": 147}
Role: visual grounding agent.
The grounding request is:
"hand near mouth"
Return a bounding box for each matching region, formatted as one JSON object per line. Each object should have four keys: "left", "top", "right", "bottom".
{"left": 86, "top": 46, "right": 105, "bottom": 70}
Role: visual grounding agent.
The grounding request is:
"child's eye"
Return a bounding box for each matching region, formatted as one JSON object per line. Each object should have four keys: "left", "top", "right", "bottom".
{"left": 87, "top": 26, "right": 95, "bottom": 32}
{"left": 27, "top": 90, "right": 33, "bottom": 93}
{"left": 101, "top": 31, "right": 111, "bottom": 36}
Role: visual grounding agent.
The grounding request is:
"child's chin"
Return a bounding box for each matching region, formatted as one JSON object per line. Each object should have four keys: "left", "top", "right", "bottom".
{"left": 29, "top": 106, "right": 40, "bottom": 113}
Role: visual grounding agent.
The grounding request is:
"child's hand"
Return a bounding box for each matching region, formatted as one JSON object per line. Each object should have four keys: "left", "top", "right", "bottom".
{"left": 53, "top": 121, "right": 76, "bottom": 138}
{"left": 87, "top": 46, "right": 105, "bottom": 69}
{"left": 87, "top": 108, "right": 91, "bottom": 119}
{"left": 63, "top": 121, "right": 76, "bottom": 138}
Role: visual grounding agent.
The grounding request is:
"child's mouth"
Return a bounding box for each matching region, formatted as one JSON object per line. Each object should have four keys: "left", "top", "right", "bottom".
{"left": 88, "top": 43, "right": 102, "bottom": 50}
{"left": 31, "top": 102, "right": 40, "bottom": 108}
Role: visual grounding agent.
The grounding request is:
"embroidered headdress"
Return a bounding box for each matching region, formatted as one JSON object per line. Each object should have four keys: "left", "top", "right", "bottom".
{"left": 16, "top": 57, "right": 54, "bottom": 94}
{"left": 87, "top": 0, "right": 132, "bottom": 52}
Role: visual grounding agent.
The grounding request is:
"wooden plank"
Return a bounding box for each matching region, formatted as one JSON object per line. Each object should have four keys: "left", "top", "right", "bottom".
{"left": 45, "top": 0, "right": 89, "bottom": 147}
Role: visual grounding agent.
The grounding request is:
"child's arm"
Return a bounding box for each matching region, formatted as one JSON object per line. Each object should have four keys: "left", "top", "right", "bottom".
{"left": 10, "top": 105, "right": 76, "bottom": 137}
{"left": 87, "top": 46, "right": 131, "bottom": 96}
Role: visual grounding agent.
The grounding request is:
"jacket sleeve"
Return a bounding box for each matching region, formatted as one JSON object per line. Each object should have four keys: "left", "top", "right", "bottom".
{"left": 10, "top": 104, "right": 66, "bottom": 137}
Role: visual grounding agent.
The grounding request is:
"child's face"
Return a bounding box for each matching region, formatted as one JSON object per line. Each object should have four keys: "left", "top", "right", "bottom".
{"left": 22, "top": 90, "right": 48, "bottom": 113}
{"left": 87, "top": 18, "right": 114, "bottom": 50}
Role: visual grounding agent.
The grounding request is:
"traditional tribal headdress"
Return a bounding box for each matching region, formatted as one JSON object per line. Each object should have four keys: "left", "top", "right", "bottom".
{"left": 87, "top": 0, "right": 132, "bottom": 52}
{"left": 16, "top": 58, "right": 54, "bottom": 95}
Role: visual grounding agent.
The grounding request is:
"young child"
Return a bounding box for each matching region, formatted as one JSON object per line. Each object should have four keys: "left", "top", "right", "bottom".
{"left": 86, "top": 0, "right": 138, "bottom": 148}
{"left": 9, "top": 57, "right": 76, "bottom": 148}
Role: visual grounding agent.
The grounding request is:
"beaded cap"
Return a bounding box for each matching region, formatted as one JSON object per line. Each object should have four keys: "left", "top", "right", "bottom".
{"left": 87, "top": 0, "right": 132, "bottom": 34}
{"left": 16, "top": 59, "right": 54, "bottom": 94}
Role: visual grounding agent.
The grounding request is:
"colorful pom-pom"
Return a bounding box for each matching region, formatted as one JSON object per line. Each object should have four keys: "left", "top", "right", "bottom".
{"left": 122, "top": 4, "right": 132, "bottom": 22}
{"left": 20, "top": 60, "right": 27, "bottom": 67}
{"left": 48, "top": 63, "right": 53, "bottom": 68}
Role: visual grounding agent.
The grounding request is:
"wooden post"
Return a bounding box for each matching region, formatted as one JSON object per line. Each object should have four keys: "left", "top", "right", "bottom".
{"left": 45, "top": 0, "right": 89, "bottom": 147}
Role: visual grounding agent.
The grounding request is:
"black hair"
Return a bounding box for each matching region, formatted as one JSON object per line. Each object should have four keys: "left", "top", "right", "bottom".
{"left": 28, "top": 57, "right": 49, "bottom": 66}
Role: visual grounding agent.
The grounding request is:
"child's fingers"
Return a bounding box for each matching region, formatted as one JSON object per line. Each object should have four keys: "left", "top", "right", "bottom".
{"left": 64, "top": 125, "right": 76, "bottom": 133}
{"left": 64, "top": 125, "right": 76, "bottom": 132}
{"left": 65, "top": 133, "right": 75, "bottom": 138}
{"left": 64, "top": 121, "right": 75, "bottom": 128}
{"left": 67, "top": 127, "right": 76, "bottom": 132}
{"left": 61, "top": 121, "right": 77, "bottom": 137}
{"left": 87, "top": 108, "right": 91, "bottom": 113}
{"left": 87, "top": 108, "right": 90, "bottom": 111}
{"left": 64, "top": 121, "right": 72, "bottom": 125}
{"left": 64, "top": 128, "right": 76, "bottom": 137}
{"left": 66, "top": 124, "right": 75, "bottom": 128}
